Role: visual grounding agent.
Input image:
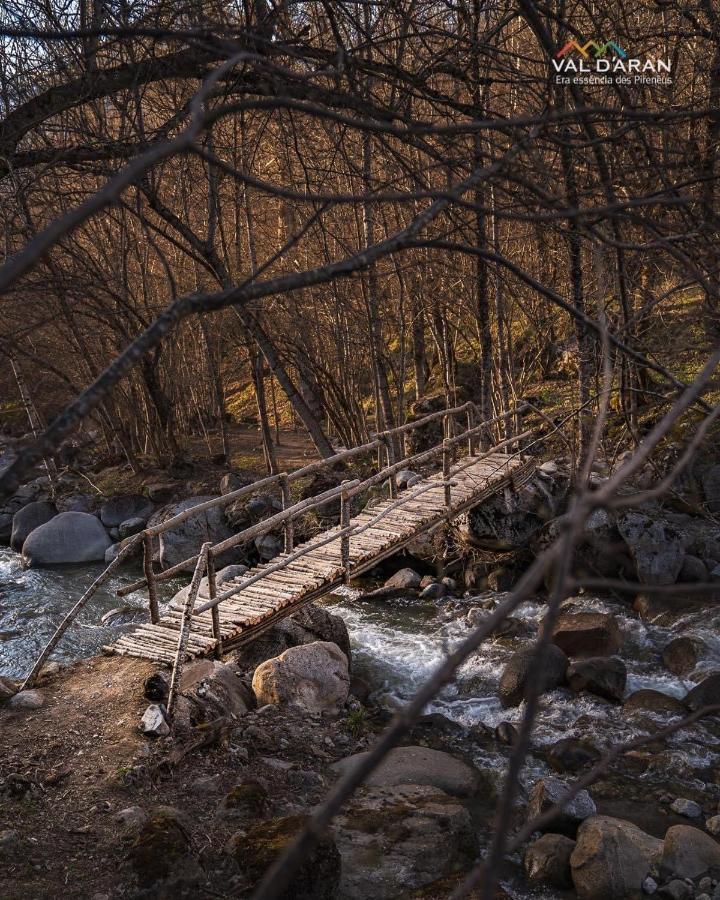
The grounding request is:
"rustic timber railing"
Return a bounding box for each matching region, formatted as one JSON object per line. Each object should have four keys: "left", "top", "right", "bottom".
{"left": 21, "top": 402, "right": 534, "bottom": 695}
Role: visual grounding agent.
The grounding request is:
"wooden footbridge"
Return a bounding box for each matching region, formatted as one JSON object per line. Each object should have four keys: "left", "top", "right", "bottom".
{"left": 21, "top": 402, "right": 535, "bottom": 709}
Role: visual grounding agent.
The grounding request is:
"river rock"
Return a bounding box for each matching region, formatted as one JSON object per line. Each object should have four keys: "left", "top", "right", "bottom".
{"left": 550, "top": 611, "right": 623, "bottom": 657}
{"left": 419, "top": 582, "right": 446, "bottom": 599}
{"left": 623, "top": 690, "right": 686, "bottom": 715}
{"left": 670, "top": 798, "right": 702, "bottom": 818}
{"left": 682, "top": 672, "right": 720, "bottom": 711}
{"left": 658, "top": 881, "right": 692, "bottom": 900}
{"left": 226, "top": 813, "right": 340, "bottom": 898}
{"left": 55, "top": 492, "right": 96, "bottom": 514}
{"left": 617, "top": 511, "right": 686, "bottom": 585}
{"left": 117, "top": 517, "right": 145, "bottom": 539}
{"left": 331, "top": 746, "right": 481, "bottom": 798}
{"left": 152, "top": 496, "right": 239, "bottom": 572}
{"left": 567, "top": 656, "right": 627, "bottom": 702}
{"left": 0, "top": 513, "right": 12, "bottom": 542}
{"left": 576, "top": 509, "right": 637, "bottom": 580}
{"left": 660, "top": 824, "right": 720, "bottom": 879}
{"left": 547, "top": 738, "right": 601, "bottom": 773}
{"left": 384, "top": 567, "right": 422, "bottom": 590}
{"left": 332, "top": 784, "right": 474, "bottom": 898}
{"left": 570, "top": 815, "right": 663, "bottom": 899}
{"left": 528, "top": 776, "right": 596, "bottom": 836}
{"left": 140, "top": 704, "right": 169, "bottom": 737}
{"left": 498, "top": 643, "right": 568, "bottom": 708}
{"left": 22, "top": 511, "right": 111, "bottom": 566}
{"left": 6, "top": 690, "right": 44, "bottom": 710}
{"left": 252, "top": 641, "right": 349, "bottom": 713}
{"left": 662, "top": 636, "right": 703, "bottom": 676}
{"left": 524, "top": 833, "right": 575, "bottom": 888}
{"left": 100, "top": 493, "right": 153, "bottom": 528}
{"left": 706, "top": 816, "right": 720, "bottom": 837}
{"left": 10, "top": 500, "right": 57, "bottom": 550}
{"left": 0, "top": 676, "right": 18, "bottom": 701}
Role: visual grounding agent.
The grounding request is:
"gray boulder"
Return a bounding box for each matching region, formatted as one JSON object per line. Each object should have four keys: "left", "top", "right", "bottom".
{"left": 153, "top": 496, "right": 239, "bottom": 572}
{"left": 384, "top": 567, "right": 422, "bottom": 590}
{"left": 551, "top": 611, "right": 622, "bottom": 657}
{"left": 100, "top": 493, "right": 153, "bottom": 528}
{"left": 6, "top": 690, "right": 44, "bottom": 710}
{"left": 118, "top": 517, "right": 146, "bottom": 539}
{"left": 528, "top": 776, "right": 596, "bottom": 836}
{"left": 570, "top": 815, "right": 662, "bottom": 899}
{"left": 252, "top": 641, "right": 350, "bottom": 714}
{"left": 617, "top": 511, "right": 686, "bottom": 585}
{"left": 331, "top": 746, "right": 481, "bottom": 798}
{"left": 498, "top": 643, "right": 568, "bottom": 708}
{"left": 10, "top": 500, "right": 57, "bottom": 550}
{"left": 660, "top": 824, "right": 720, "bottom": 879}
{"left": 255, "top": 533, "right": 281, "bottom": 560}
{"left": 22, "top": 511, "right": 111, "bottom": 566}
{"left": 55, "top": 493, "right": 96, "bottom": 514}
{"left": 567, "top": 656, "right": 627, "bottom": 703}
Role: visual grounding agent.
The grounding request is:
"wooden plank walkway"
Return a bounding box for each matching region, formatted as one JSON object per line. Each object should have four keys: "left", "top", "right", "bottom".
{"left": 108, "top": 452, "right": 534, "bottom": 664}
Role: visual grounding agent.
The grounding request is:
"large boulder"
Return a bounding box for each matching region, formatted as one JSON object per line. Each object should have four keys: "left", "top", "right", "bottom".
{"left": 10, "top": 500, "right": 57, "bottom": 550}
{"left": 252, "top": 641, "right": 349, "bottom": 714}
{"left": 384, "top": 568, "right": 422, "bottom": 590}
{"left": 570, "top": 815, "right": 662, "bottom": 899}
{"left": 153, "top": 496, "right": 239, "bottom": 572}
{"left": 567, "top": 656, "right": 627, "bottom": 703}
{"left": 178, "top": 659, "right": 253, "bottom": 721}
{"left": 0, "top": 513, "right": 12, "bottom": 543}
{"left": 550, "top": 612, "right": 622, "bottom": 658}
{"left": 226, "top": 814, "right": 340, "bottom": 898}
{"left": 528, "top": 777, "right": 596, "bottom": 837}
{"left": 682, "top": 672, "right": 720, "bottom": 711}
{"left": 22, "top": 511, "right": 111, "bottom": 566}
{"left": 617, "top": 511, "right": 686, "bottom": 586}
{"left": 331, "top": 746, "right": 481, "bottom": 798}
{"left": 660, "top": 824, "right": 720, "bottom": 879}
{"left": 332, "top": 784, "right": 475, "bottom": 899}
{"left": 524, "top": 833, "right": 575, "bottom": 889}
{"left": 100, "top": 493, "right": 153, "bottom": 528}
{"left": 498, "top": 643, "right": 568, "bottom": 708}
{"left": 701, "top": 464, "right": 720, "bottom": 513}
{"left": 574, "top": 509, "right": 637, "bottom": 580}
{"left": 662, "top": 636, "right": 704, "bottom": 676}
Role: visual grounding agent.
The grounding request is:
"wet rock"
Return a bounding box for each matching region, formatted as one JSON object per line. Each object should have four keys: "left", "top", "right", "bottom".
{"left": 669, "top": 798, "right": 702, "bottom": 818}
{"left": 332, "top": 784, "right": 474, "bottom": 899}
{"left": 495, "top": 721, "right": 518, "bottom": 746}
{"left": 10, "top": 500, "right": 57, "bottom": 550}
{"left": 126, "top": 805, "right": 197, "bottom": 889}
{"left": 658, "top": 880, "right": 692, "bottom": 900}
{"left": 683, "top": 672, "right": 720, "bottom": 711}
{"left": 6, "top": 690, "right": 44, "bottom": 710}
{"left": 252, "top": 641, "right": 349, "bottom": 714}
{"left": 677, "top": 555, "right": 709, "bottom": 583}
{"left": 547, "top": 738, "right": 601, "bottom": 773}
{"left": 567, "top": 656, "right": 627, "bottom": 702}
{"left": 624, "top": 690, "right": 685, "bottom": 715}
{"left": 660, "top": 824, "right": 720, "bottom": 879}
{"left": 332, "top": 746, "right": 482, "bottom": 798}
{"left": 419, "top": 582, "right": 446, "bottom": 599}
{"left": 550, "top": 611, "right": 623, "bottom": 658}
{"left": 139, "top": 704, "right": 169, "bottom": 737}
{"left": 100, "top": 493, "right": 153, "bottom": 528}
{"left": 570, "top": 815, "right": 663, "bottom": 899}
{"left": 384, "top": 567, "right": 422, "bottom": 590}
{"left": 618, "top": 511, "right": 686, "bottom": 585}
{"left": 662, "top": 636, "right": 704, "bottom": 676}
{"left": 498, "top": 643, "right": 568, "bottom": 708}
{"left": 706, "top": 815, "right": 720, "bottom": 836}
{"left": 22, "top": 511, "right": 111, "bottom": 566}
{"left": 226, "top": 813, "right": 340, "bottom": 898}
{"left": 118, "top": 517, "right": 146, "bottom": 539}
{"left": 527, "top": 776, "right": 596, "bottom": 836}
{"left": 524, "top": 833, "right": 575, "bottom": 888}
{"left": 218, "top": 780, "right": 268, "bottom": 819}
{"left": 152, "top": 496, "right": 240, "bottom": 572}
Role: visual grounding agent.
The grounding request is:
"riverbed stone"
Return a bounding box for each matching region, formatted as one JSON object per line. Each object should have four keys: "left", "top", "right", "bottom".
{"left": 6, "top": 690, "right": 44, "bottom": 710}
{"left": 524, "top": 833, "right": 575, "bottom": 888}
{"left": 660, "top": 824, "right": 720, "bottom": 879}
{"left": 384, "top": 567, "right": 422, "bottom": 590}
{"left": 0, "top": 676, "right": 18, "bottom": 701}
{"left": 528, "top": 777, "right": 596, "bottom": 836}
{"left": 331, "top": 746, "right": 482, "bottom": 798}
{"left": 22, "top": 511, "right": 112, "bottom": 566}
{"left": 670, "top": 798, "right": 702, "bottom": 818}
{"left": 100, "top": 493, "right": 153, "bottom": 528}
{"left": 623, "top": 690, "right": 685, "bottom": 715}
{"left": 547, "top": 738, "right": 601, "bottom": 773}
{"left": 682, "top": 672, "right": 720, "bottom": 711}
{"left": 550, "top": 611, "right": 623, "bottom": 658}
{"left": 570, "top": 815, "right": 663, "bottom": 899}
{"left": 332, "top": 784, "right": 474, "bottom": 898}
{"left": 10, "top": 500, "right": 57, "bottom": 550}
{"left": 618, "top": 511, "right": 686, "bottom": 585}
{"left": 118, "top": 517, "right": 146, "bottom": 539}
{"left": 152, "top": 496, "right": 239, "bottom": 572}
{"left": 252, "top": 641, "right": 349, "bottom": 713}
{"left": 662, "top": 636, "right": 704, "bottom": 676}
{"left": 498, "top": 643, "right": 568, "bottom": 708}
{"left": 567, "top": 656, "right": 627, "bottom": 702}
{"left": 657, "top": 879, "right": 692, "bottom": 900}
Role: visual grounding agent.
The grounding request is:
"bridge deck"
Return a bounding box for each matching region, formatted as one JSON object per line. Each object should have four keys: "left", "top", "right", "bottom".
{"left": 107, "top": 452, "right": 534, "bottom": 664}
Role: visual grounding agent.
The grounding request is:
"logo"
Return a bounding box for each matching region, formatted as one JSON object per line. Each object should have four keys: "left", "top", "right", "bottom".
{"left": 556, "top": 40, "right": 627, "bottom": 60}
{"left": 552, "top": 37, "right": 671, "bottom": 85}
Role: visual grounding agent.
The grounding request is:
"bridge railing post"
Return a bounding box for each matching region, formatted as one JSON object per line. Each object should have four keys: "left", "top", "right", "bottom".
{"left": 466, "top": 406, "right": 475, "bottom": 456}
{"left": 206, "top": 551, "right": 222, "bottom": 660}
{"left": 144, "top": 533, "right": 159, "bottom": 624}
{"left": 442, "top": 438, "right": 451, "bottom": 510}
{"left": 280, "top": 473, "right": 294, "bottom": 552}
{"left": 340, "top": 486, "right": 351, "bottom": 581}
{"left": 382, "top": 434, "right": 397, "bottom": 498}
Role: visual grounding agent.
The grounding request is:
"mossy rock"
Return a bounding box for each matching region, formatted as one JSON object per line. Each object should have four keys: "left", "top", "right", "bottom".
{"left": 126, "top": 806, "right": 197, "bottom": 888}
{"left": 226, "top": 814, "right": 340, "bottom": 899}
{"left": 219, "top": 780, "right": 269, "bottom": 818}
